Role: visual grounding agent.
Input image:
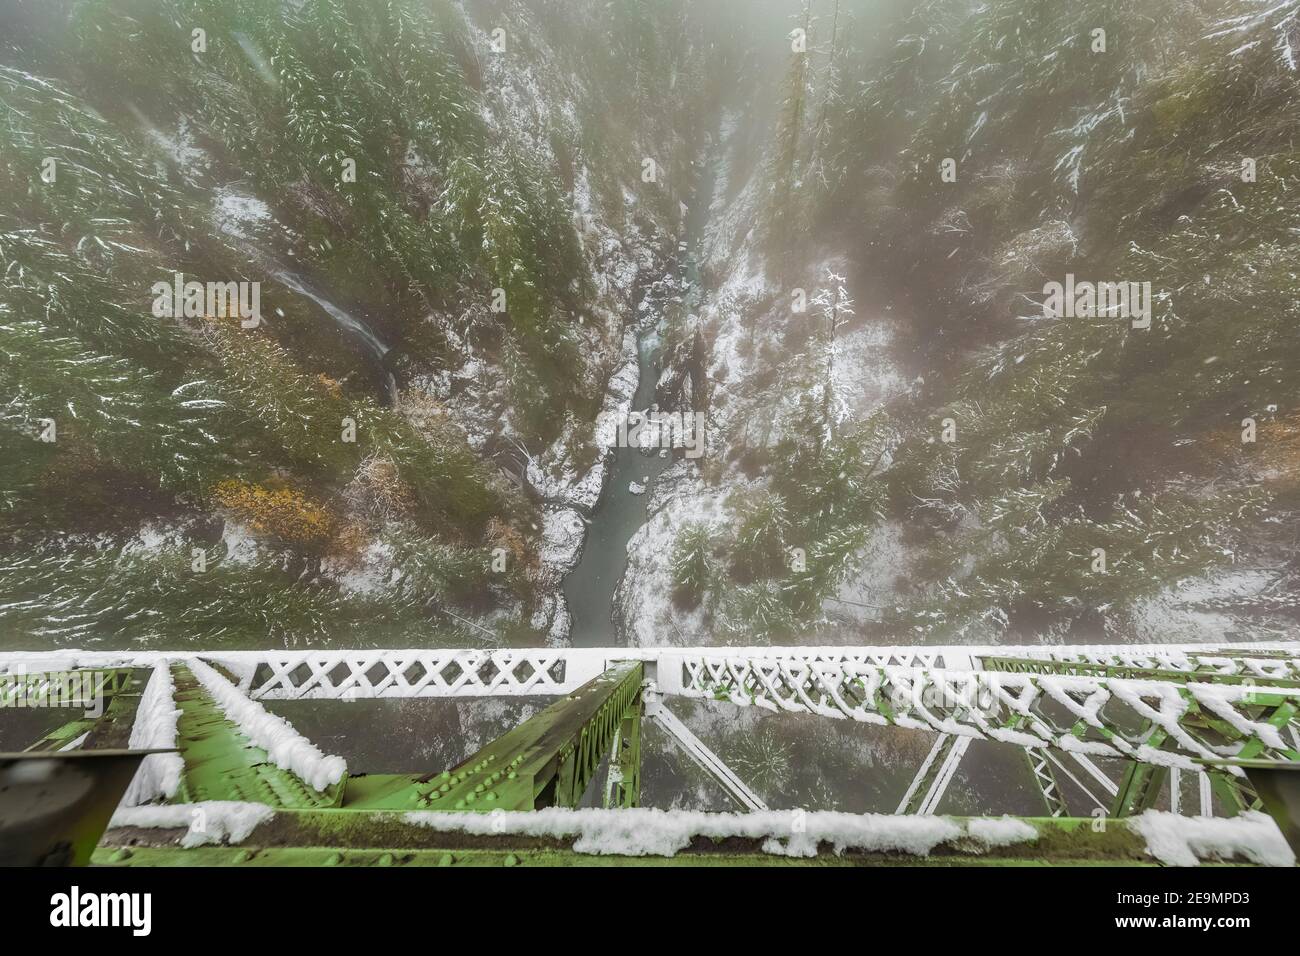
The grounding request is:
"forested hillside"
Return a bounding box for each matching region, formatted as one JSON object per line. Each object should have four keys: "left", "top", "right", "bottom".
{"left": 0, "top": 0, "right": 703, "bottom": 646}
{"left": 627, "top": 0, "right": 1300, "bottom": 645}
{"left": 3, "top": 0, "right": 1296, "bottom": 652}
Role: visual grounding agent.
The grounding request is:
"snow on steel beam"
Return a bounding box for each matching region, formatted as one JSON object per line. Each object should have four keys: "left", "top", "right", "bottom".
{"left": 897, "top": 733, "right": 952, "bottom": 815}
{"left": 185, "top": 660, "right": 346, "bottom": 794}
{"left": 95, "top": 805, "right": 1298, "bottom": 867}
{"left": 1, "top": 643, "right": 1297, "bottom": 703}
{"left": 120, "top": 663, "right": 184, "bottom": 807}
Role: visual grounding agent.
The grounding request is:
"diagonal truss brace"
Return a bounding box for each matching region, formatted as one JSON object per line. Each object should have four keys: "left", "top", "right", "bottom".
{"left": 668, "top": 651, "right": 1300, "bottom": 770}
{"left": 646, "top": 691, "right": 768, "bottom": 812}
{"left": 897, "top": 734, "right": 972, "bottom": 815}
{"left": 1026, "top": 750, "right": 1070, "bottom": 817}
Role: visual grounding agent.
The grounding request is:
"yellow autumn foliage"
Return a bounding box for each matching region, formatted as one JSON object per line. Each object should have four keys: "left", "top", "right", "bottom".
{"left": 213, "top": 479, "right": 338, "bottom": 550}
{"left": 1207, "top": 413, "right": 1300, "bottom": 485}
{"left": 486, "top": 516, "right": 531, "bottom": 567}
{"left": 315, "top": 373, "right": 343, "bottom": 399}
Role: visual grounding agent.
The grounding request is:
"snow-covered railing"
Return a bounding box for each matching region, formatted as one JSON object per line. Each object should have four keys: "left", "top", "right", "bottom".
{"left": 663, "top": 650, "right": 1300, "bottom": 770}
{"left": 1, "top": 643, "right": 1297, "bottom": 776}
{"left": 1, "top": 642, "right": 1295, "bottom": 700}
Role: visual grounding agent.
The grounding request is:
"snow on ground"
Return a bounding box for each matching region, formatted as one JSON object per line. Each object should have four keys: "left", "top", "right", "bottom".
{"left": 212, "top": 187, "right": 273, "bottom": 241}
{"left": 615, "top": 461, "right": 737, "bottom": 647}
{"left": 1128, "top": 569, "right": 1288, "bottom": 641}
{"left": 832, "top": 320, "right": 909, "bottom": 421}
{"left": 220, "top": 520, "right": 262, "bottom": 566}
{"left": 822, "top": 521, "right": 909, "bottom": 629}
{"left": 702, "top": 162, "right": 764, "bottom": 278}
{"left": 122, "top": 522, "right": 187, "bottom": 557}
{"left": 539, "top": 507, "right": 586, "bottom": 573}
{"left": 544, "top": 594, "right": 571, "bottom": 646}
{"left": 137, "top": 113, "right": 209, "bottom": 177}
{"left": 614, "top": 101, "right": 914, "bottom": 652}
{"left": 525, "top": 333, "right": 639, "bottom": 512}
{"left": 532, "top": 506, "right": 588, "bottom": 644}
{"left": 328, "top": 539, "right": 399, "bottom": 597}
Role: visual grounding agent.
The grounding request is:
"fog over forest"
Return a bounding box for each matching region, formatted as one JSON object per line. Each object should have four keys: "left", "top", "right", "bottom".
{"left": 1, "top": 0, "right": 1298, "bottom": 817}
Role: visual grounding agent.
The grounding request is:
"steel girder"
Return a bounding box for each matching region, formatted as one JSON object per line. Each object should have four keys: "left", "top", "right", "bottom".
{"left": 344, "top": 661, "right": 645, "bottom": 812}
{"left": 666, "top": 652, "right": 1300, "bottom": 771}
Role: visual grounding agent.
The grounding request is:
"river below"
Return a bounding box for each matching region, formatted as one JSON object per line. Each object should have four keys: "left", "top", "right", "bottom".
{"left": 562, "top": 151, "right": 717, "bottom": 648}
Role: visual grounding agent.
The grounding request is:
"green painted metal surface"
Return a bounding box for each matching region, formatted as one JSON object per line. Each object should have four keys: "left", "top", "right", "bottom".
{"left": 6, "top": 656, "right": 1297, "bottom": 866}
{"left": 21, "top": 670, "right": 147, "bottom": 753}
{"left": 979, "top": 655, "right": 1300, "bottom": 687}
{"left": 1, "top": 668, "right": 138, "bottom": 708}
{"left": 1235, "top": 761, "right": 1300, "bottom": 855}
{"left": 91, "top": 813, "right": 1172, "bottom": 867}
{"left": 343, "top": 661, "right": 644, "bottom": 811}
{"left": 603, "top": 695, "right": 641, "bottom": 809}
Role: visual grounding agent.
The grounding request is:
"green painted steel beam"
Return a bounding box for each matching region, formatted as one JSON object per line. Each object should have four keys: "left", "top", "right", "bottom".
{"left": 2, "top": 668, "right": 138, "bottom": 710}
{"left": 603, "top": 694, "right": 641, "bottom": 809}
{"left": 1112, "top": 762, "right": 1169, "bottom": 818}
{"left": 20, "top": 669, "right": 148, "bottom": 752}
{"left": 978, "top": 655, "right": 1300, "bottom": 687}
{"left": 343, "top": 662, "right": 644, "bottom": 812}
{"left": 171, "top": 664, "right": 341, "bottom": 809}
{"left": 91, "top": 845, "right": 1166, "bottom": 867}
{"left": 91, "top": 813, "right": 1179, "bottom": 867}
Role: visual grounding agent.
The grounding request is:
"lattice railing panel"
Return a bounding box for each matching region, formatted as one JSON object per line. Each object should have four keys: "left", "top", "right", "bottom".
{"left": 666, "top": 655, "right": 1300, "bottom": 769}
{"left": 232, "top": 650, "right": 601, "bottom": 700}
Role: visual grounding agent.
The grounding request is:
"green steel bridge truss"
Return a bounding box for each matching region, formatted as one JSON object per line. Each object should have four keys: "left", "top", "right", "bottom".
{"left": 1, "top": 643, "right": 1297, "bottom": 866}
